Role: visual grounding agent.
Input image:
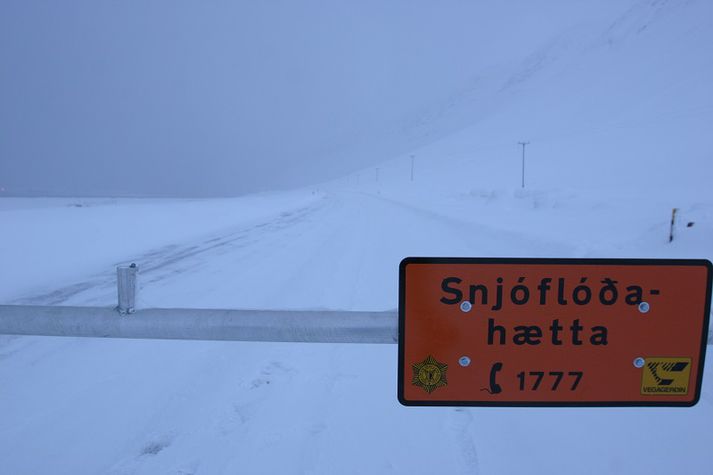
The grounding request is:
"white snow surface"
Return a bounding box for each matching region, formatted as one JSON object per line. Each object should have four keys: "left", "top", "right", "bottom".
{"left": 2, "top": 1, "right": 713, "bottom": 473}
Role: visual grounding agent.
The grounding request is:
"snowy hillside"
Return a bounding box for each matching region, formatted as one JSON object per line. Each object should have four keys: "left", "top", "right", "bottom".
{"left": 359, "top": 0, "right": 712, "bottom": 193}
{"left": 1, "top": 1, "right": 713, "bottom": 474}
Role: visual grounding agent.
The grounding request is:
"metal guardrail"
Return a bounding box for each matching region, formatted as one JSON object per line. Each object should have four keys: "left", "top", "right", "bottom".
{"left": 1, "top": 265, "right": 708, "bottom": 344}
{"left": 0, "top": 265, "right": 397, "bottom": 343}
{"left": 0, "top": 305, "right": 397, "bottom": 343}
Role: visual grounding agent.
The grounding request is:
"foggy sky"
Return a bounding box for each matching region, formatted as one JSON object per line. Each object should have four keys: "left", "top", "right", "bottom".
{"left": 1, "top": 1, "right": 608, "bottom": 197}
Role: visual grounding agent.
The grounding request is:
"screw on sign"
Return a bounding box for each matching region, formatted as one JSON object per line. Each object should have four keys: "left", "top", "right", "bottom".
{"left": 397, "top": 258, "right": 712, "bottom": 407}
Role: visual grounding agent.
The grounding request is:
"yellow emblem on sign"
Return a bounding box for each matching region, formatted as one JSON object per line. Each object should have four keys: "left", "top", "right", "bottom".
{"left": 641, "top": 357, "right": 691, "bottom": 395}
{"left": 412, "top": 355, "right": 448, "bottom": 394}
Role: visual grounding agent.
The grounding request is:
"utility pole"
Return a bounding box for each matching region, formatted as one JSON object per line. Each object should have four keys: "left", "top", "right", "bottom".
{"left": 410, "top": 155, "right": 415, "bottom": 182}
{"left": 518, "top": 142, "right": 530, "bottom": 188}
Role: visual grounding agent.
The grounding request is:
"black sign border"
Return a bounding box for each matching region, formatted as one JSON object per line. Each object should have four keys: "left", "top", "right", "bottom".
{"left": 398, "top": 257, "right": 712, "bottom": 407}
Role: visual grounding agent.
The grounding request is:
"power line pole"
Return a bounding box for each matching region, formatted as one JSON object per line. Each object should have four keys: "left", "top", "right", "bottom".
{"left": 518, "top": 142, "right": 530, "bottom": 188}
{"left": 410, "top": 155, "right": 415, "bottom": 182}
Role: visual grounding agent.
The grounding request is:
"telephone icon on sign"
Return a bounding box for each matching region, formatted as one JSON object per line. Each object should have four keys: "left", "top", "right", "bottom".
{"left": 482, "top": 362, "right": 503, "bottom": 394}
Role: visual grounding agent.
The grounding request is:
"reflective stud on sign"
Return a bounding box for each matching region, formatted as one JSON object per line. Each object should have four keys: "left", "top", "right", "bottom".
{"left": 459, "top": 356, "right": 471, "bottom": 367}
{"left": 633, "top": 357, "right": 646, "bottom": 368}
{"left": 638, "top": 302, "right": 650, "bottom": 313}
{"left": 460, "top": 301, "right": 472, "bottom": 313}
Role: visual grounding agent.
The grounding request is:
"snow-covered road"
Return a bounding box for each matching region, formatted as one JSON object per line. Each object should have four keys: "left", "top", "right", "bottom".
{"left": 11, "top": 190, "right": 570, "bottom": 310}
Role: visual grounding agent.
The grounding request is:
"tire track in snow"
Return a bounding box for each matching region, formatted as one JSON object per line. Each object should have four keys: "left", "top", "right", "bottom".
{"left": 11, "top": 197, "right": 330, "bottom": 307}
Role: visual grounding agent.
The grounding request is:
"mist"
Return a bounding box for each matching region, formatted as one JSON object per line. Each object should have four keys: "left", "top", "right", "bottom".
{"left": 1, "top": 0, "right": 620, "bottom": 197}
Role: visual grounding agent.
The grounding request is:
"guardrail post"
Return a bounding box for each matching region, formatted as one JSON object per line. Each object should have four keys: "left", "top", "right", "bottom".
{"left": 117, "top": 263, "right": 138, "bottom": 315}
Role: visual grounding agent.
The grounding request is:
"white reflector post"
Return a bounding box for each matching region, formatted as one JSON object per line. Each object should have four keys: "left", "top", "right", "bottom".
{"left": 117, "top": 263, "right": 138, "bottom": 314}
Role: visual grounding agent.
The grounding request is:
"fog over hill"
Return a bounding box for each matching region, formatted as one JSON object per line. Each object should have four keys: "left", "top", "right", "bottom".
{"left": 0, "top": 0, "right": 647, "bottom": 197}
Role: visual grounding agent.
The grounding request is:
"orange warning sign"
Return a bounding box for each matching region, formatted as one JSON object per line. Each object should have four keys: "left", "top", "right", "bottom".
{"left": 398, "top": 258, "right": 712, "bottom": 407}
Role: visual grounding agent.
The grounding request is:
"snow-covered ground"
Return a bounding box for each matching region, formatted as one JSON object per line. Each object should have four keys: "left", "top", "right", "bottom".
{"left": 1, "top": 185, "right": 711, "bottom": 474}
{"left": 2, "top": 0, "right": 712, "bottom": 473}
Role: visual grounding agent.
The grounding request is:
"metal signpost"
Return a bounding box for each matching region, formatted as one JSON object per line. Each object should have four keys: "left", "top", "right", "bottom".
{"left": 398, "top": 257, "right": 711, "bottom": 407}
